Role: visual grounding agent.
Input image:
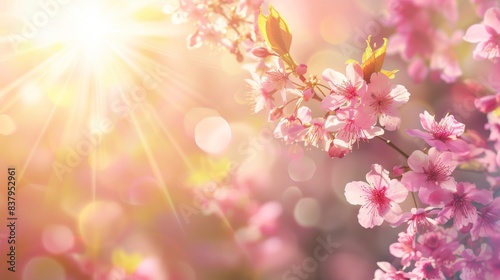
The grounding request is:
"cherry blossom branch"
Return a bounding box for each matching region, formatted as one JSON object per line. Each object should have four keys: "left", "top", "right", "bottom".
{"left": 376, "top": 136, "right": 409, "bottom": 159}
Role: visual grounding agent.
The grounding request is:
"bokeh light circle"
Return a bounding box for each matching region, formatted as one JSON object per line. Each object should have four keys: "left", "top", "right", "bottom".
{"left": 42, "top": 224, "right": 75, "bottom": 254}
{"left": 294, "top": 197, "right": 321, "bottom": 227}
{"left": 78, "top": 201, "right": 126, "bottom": 247}
{"left": 288, "top": 156, "right": 316, "bottom": 182}
{"left": 195, "top": 116, "right": 232, "bottom": 154}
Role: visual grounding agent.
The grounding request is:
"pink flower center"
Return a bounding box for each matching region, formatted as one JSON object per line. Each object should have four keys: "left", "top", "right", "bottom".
{"left": 304, "top": 123, "right": 327, "bottom": 147}
{"left": 425, "top": 235, "right": 440, "bottom": 250}
{"left": 452, "top": 193, "right": 475, "bottom": 219}
{"left": 266, "top": 70, "right": 287, "bottom": 89}
{"left": 370, "top": 186, "right": 389, "bottom": 206}
{"left": 370, "top": 91, "right": 392, "bottom": 113}
{"left": 339, "top": 82, "right": 358, "bottom": 100}
{"left": 338, "top": 117, "right": 368, "bottom": 146}
{"left": 411, "top": 212, "right": 433, "bottom": 233}
{"left": 424, "top": 161, "right": 450, "bottom": 183}
{"left": 421, "top": 262, "right": 440, "bottom": 278}
{"left": 431, "top": 121, "right": 453, "bottom": 142}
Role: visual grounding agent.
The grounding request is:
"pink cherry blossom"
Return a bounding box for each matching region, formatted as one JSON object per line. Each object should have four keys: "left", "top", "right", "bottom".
{"left": 458, "top": 244, "right": 493, "bottom": 280}
{"left": 412, "top": 257, "right": 446, "bottom": 279}
{"left": 246, "top": 72, "right": 275, "bottom": 113}
{"left": 248, "top": 201, "right": 282, "bottom": 235}
{"left": 301, "top": 117, "right": 332, "bottom": 151}
{"left": 463, "top": 7, "right": 500, "bottom": 62}
{"left": 387, "top": 16, "right": 435, "bottom": 61}
{"left": 265, "top": 58, "right": 293, "bottom": 102}
{"left": 475, "top": 93, "right": 500, "bottom": 113}
{"left": 168, "top": 0, "right": 209, "bottom": 25}
{"left": 328, "top": 139, "right": 350, "bottom": 158}
{"left": 437, "top": 182, "right": 493, "bottom": 230}
{"left": 407, "top": 111, "right": 469, "bottom": 154}
{"left": 325, "top": 107, "right": 383, "bottom": 149}
{"left": 416, "top": 229, "right": 460, "bottom": 278}
{"left": 321, "top": 63, "right": 366, "bottom": 111}
{"left": 389, "top": 232, "right": 420, "bottom": 266}
{"left": 471, "top": 197, "right": 500, "bottom": 240}
{"left": 407, "top": 58, "right": 428, "bottom": 83}
{"left": 386, "top": 0, "right": 463, "bottom": 84}
{"left": 374, "top": 261, "right": 416, "bottom": 280}
{"left": 401, "top": 148, "right": 457, "bottom": 206}
{"left": 415, "top": 229, "right": 460, "bottom": 277}
{"left": 345, "top": 164, "right": 408, "bottom": 228}
{"left": 429, "top": 30, "right": 463, "bottom": 83}
{"left": 188, "top": 20, "right": 232, "bottom": 49}
{"left": 363, "top": 72, "right": 410, "bottom": 131}
{"left": 274, "top": 106, "right": 310, "bottom": 142}
{"left": 405, "top": 208, "right": 438, "bottom": 234}
{"left": 385, "top": 0, "right": 423, "bottom": 27}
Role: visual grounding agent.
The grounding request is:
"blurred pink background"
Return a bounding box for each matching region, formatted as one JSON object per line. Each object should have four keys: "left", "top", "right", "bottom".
{"left": 0, "top": 0, "right": 491, "bottom": 279}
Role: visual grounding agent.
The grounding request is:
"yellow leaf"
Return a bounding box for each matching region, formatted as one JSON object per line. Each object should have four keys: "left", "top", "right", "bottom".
{"left": 350, "top": 36, "right": 397, "bottom": 82}
{"left": 381, "top": 69, "right": 399, "bottom": 79}
{"left": 258, "top": 5, "right": 293, "bottom": 61}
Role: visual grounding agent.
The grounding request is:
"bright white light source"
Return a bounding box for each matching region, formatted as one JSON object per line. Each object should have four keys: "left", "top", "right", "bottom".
{"left": 68, "top": 3, "right": 113, "bottom": 58}
{"left": 38, "top": 1, "right": 117, "bottom": 61}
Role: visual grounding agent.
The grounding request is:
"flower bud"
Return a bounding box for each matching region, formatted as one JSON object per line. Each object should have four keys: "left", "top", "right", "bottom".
{"left": 296, "top": 64, "right": 308, "bottom": 76}
{"left": 328, "top": 140, "right": 349, "bottom": 158}
{"left": 475, "top": 94, "right": 499, "bottom": 113}
{"left": 251, "top": 47, "right": 272, "bottom": 58}
{"left": 393, "top": 165, "right": 405, "bottom": 177}
{"left": 268, "top": 106, "right": 284, "bottom": 121}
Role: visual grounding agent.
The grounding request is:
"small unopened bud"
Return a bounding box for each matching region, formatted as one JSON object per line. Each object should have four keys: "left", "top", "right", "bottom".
{"left": 251, "top": 47, "right": 272, "bottom": 58}
{"left": 475, "top": 94, "right": 499, "bottom": 113}
{"left": 303, "top": 88, "right": 314, "bottom": 101}
{"left": 268, "top": 106, "right": 284, "bottom": 121}
{"left": 328, "top": 140, "right": 349, "bottom": 158}
{"left": 393, "top": 165, "right": 405, "bottom": 177}
{"left": 296, "top": 64, "right": 308, "bottom": 76}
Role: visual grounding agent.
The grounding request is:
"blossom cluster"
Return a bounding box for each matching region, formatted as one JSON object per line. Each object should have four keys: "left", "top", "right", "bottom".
{"left": 171, "top": 0, "right": 500, "bottom": 279}
{"left": 348, "top": 112, "right": 500, "bottom": 278}
{"left": 384, "top": 0, "right": 464, "bottom": 83}
{"left": 164, "top": 0, "right": 264, "bottom": 61}
{"left": 247, "top": 5, "right": 410, "bottom": 159}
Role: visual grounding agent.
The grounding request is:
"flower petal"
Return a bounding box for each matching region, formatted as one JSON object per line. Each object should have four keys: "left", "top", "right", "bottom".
{"left": 358, "top": 203, "right": 383, "bottom": 228}
{"left": 407, "top": 150, "right": 429, "bottom": 172}
{"left": 468, "top": 188, "right": 493, "bottom": 205}
{"left": 345, "top": 181, "right": 370, "bottom": 205}
{"left": 463, "top": 24, "right": 491, "bottom": 43}
{"left": 386, "top": 180, "right": 408, "bottom": 203}
{"left": 484, "top": 7, "right": 500, "bottom": 34}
